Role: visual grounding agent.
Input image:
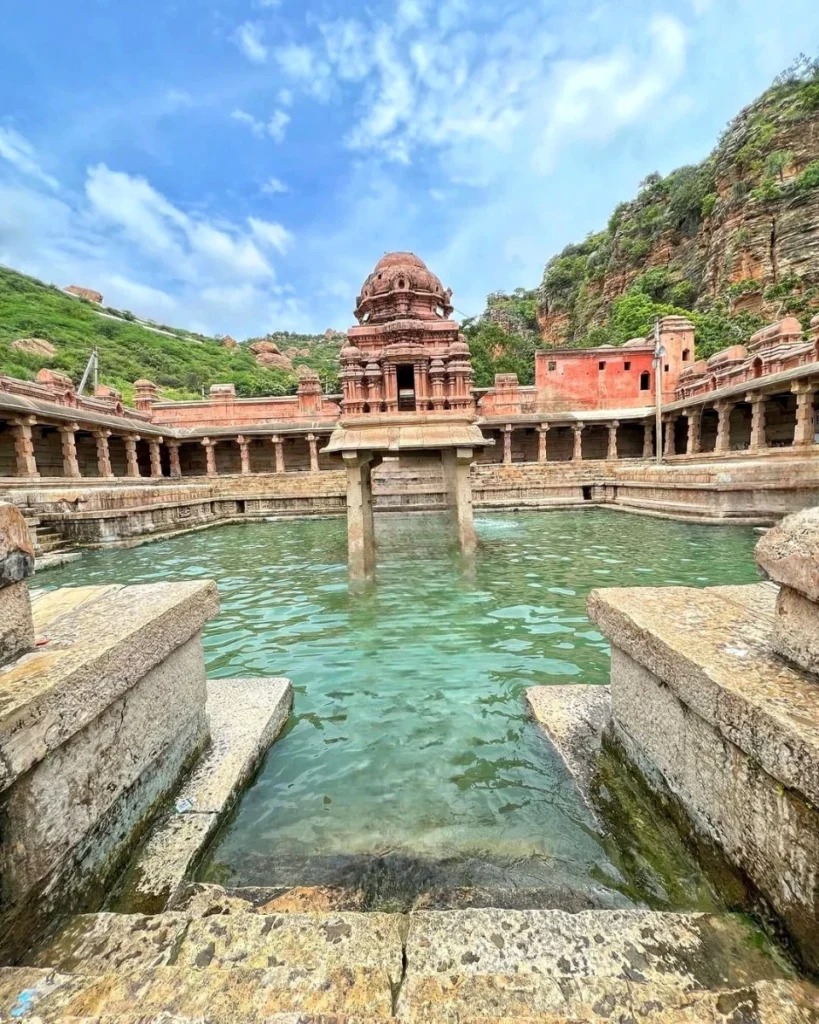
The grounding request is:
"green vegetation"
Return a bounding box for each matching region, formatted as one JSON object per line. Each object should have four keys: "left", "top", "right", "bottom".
{"left": 0, "top": 266, "right": 342, "bottom": 403}
{"left": 462, "top": 289, "right": 540, "bottom": 387}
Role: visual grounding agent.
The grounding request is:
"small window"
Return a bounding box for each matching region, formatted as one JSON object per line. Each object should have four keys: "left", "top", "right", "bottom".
{"left": 582, "top": 486, "right": 593, "bottom": 501}
{"left": 682, "top": 348, "right": 690, "bottom": 361}
{"left": 548, "top": 361, "right": 556, "bottom": 371}
{"left": 598, "top": 361, "right": 606, "bottom": 371}
{"left": 664, "top": 363, "right": 669, "bottom": 372}
{"left": 624, "top": 361, "right": 631, "bottom": 371}
{"left": 640, "top": 371, "right": 651, "bottom": 391}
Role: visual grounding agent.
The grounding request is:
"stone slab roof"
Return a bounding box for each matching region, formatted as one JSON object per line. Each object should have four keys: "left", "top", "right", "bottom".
{"left": 322, "top": 419, "right": 492, "bottom": 453}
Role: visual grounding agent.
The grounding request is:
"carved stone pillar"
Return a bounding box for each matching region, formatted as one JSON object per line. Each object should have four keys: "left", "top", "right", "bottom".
{"left": 664, "top": 416, "right": 676, "bottom": 458}
{"left": 441, "top": 447, "right": 478, "bottom": 555}
{"left": 149, "top": 438, "right": 163, "bottom": 478}
{"left": 748, "top": 394, "right": 767, "bottom": 450}
{"left": 383, "top": 364, "right": 398, "bottom": 413}
{"left": 59, "top": 423, "right": 81, "bottom": 478}
{"left": 167, "top": 441, "right": 182, "bottom": 478}
{"left": 238, "top": 435, "right": 251, "bottom": 475}
{"left": 572, "top": 423, "right": 583, "bottom": 462}
{"left": 10, "top": 417, "right": 38, "bottom": 478}
{"left": 307, "top": 433, "right": 319, "bottom": 474}
{"left": 642, "top": 421, "right": 654, "bottom": 459}
{"left": 607, "top": 421, "right": 619, "bottom": 461}
{"left": 503, "top": 424, "right": 513, "bottom": 465}
{"left": 537, "top": 424, "right": 549, "bottom": 464}
{"left": 201, "top": 438, "right": 216, "bottom": 477}
{"left": 685, "top": 409, "right": 701, "bottom": 456}
{"left": 271, "top": 435, "right": 285, "bottom": 474}
{"left": 792, "top": 381, "right": 817, "bottom": 446}
{"left": 93, "top": 428, "right": 113, "bottom": 478}
{"left": 124, "top": 435, "right": 140, "bottom": 478}
{"left": 342, "top": 451, "right": 379, "bottom": 579}
{"left": 715, "top": 402, "right": 735, "bottom": 453}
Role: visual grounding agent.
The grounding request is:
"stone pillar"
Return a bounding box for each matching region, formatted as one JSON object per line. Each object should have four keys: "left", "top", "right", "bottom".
{"left": 664, "top": 416, "right": 676, "bottom": 458}
{"left": 342, "top": 451, "right": 378, "bottom": 578}
{"left": 59, "top": 423, "right": 81, "bottom": 478}
{"left": 572, "top": 423, "right": 583, "bottom": 462}
{"left": 167, "top": 441, "right": 182, "bottom": 479}
{"left": 124, "top": 435, "right": 140, "bottom": 478}
{"left": 792, "top": 381, "right": 817, "bottom": 447}
{"left": 537, "top": 424, "right": 549, "bottom": 464}
{"left": 238, "top": 436, "right": 251, "bottom": 475}
{"left": 607, "top": 421, "right": 619, "bottom": 461}
{"left": 10, "top": 418, "right": 38, "bottom": 478}
{"left": 383, "top": 364, "right": 398, "bottom": 413}
{"left": 93, "top": 428, "right": 113, "bottom": 478}
{"left": 271, "top": 435, "right": 285, "bottom": 474}
{"left": 201, "top": 439, "right": 216, "bottom": 477}
{"left": 715, "top": 402, "right": 734, "bottom": 453}
{"left": 503, "top": 424, "right": 513, "bottom": 465}
{"left": 748, "top": 394, "right": 767, "bottom": 451}
{"left": 149, "top": 438, "right": 163, "bottom": 479}
{"left": 642, "top": 421, "right": 654, "bottom": 460}
{"left": 685, "top": 410, "right": 701, "bottom": 456}
{"left": 441, "top": 447, "right": 478, "bottom": 555}
{"left": 307, "top": 433, "right": 319, "bottom": 474}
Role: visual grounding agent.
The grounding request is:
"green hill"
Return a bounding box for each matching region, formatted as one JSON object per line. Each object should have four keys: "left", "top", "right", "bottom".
{"left": 0, "top": 266, "right": 343, "bottom": 404}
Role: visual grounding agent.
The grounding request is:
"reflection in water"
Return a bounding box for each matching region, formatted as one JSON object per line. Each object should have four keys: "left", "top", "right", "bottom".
{"left": 41, "top": 510, "right": 761, "bottom": 904}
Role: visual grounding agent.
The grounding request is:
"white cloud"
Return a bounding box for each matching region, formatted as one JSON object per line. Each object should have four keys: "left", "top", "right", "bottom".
{"left": 248, "top": 217, "right": 293, "bottom": 253}
{"left": 231, "top": 108, "right": 265, "bottom": 137}
{"left": 0, "top": 127, "right": 59, "bottom": 190}
{"left": 267, "top": 109, "right": 290, "bottom": 143}
{"left": 261, "top": 176, "right": 289, "bottom": 194}
{"left": 232, "top": 21, "right": 268, "bottom": 64}
{"left": 278, "top": 88, "right": 294, "bottom": 107}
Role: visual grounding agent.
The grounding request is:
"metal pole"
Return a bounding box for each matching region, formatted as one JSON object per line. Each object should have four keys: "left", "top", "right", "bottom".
{"left": 653, "top": 318, "right": 663, "bottom": 466}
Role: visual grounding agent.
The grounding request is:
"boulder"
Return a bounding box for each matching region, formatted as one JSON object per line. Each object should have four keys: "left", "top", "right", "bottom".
{"left": 248, "top": 341, "right": 293, "bottom": 371}
{"left": 0, "top": 503, "right": 35, "bottom": 588}
{"left": 65, "top": 286, "right": 103, "bottom": 304}
{"left": 11, "top": 338, "right": 57, "bottom": 359}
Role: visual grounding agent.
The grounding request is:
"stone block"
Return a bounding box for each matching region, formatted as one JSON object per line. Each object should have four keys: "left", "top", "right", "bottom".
{"left": 0, "top": 502, "right": 35, "bottom": 587}
{"left": 755, "top": 505, "right": 819, "bottom": 602}
{"left": 773, "top": 584, "right": 819, "bottom": 675}
{"left": 0, "top": 581, "right": 33, "bottom": 667}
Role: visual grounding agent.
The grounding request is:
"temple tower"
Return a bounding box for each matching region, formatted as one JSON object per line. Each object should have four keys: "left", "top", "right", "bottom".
{"left": 324, "top": 253, "right": 490, "bottom": 576}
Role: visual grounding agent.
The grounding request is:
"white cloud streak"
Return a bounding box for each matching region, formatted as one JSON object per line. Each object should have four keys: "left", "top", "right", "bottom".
{"left": 232, "top": 21, "right": 268, "bottom": 64}
{"left": 0, "top": 127, "right": 59, "bottom": 189}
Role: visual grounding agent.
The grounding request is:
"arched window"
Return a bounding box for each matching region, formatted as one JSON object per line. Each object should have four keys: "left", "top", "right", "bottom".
{"left": 682, "top": 348, "right": 690, "bottom": 361}
{"left": 639, "top": 371, "right": 651, "bottom": 391}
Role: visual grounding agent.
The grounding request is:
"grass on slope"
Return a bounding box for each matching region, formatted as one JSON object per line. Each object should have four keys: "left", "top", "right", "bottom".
{"left": 0, "top": 266, "right": 341, "bottom": 404}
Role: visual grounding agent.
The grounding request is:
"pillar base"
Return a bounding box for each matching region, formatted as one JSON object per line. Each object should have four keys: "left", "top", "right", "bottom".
{"left": 442, "top": 447, "right": 478, "bottom": 555}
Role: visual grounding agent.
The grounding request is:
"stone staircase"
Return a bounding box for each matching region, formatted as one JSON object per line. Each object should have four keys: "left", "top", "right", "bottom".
{"left": 1, "top": 887, "right": 817, "bottom": 1022}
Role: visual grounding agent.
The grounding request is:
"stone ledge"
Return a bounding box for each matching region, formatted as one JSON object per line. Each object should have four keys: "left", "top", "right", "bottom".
{"left": 117, "top": 676, "right": 293, "bottom": 912}
{"left": 587, "top": 581, "right": 819, "bottom": 806}
{"left": 0, "top": 581, "right": 219, "bottom": 791}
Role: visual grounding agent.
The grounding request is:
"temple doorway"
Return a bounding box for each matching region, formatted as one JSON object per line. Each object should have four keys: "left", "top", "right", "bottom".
{"left": 396, "top": 364, "right": 416, "bottom": 411}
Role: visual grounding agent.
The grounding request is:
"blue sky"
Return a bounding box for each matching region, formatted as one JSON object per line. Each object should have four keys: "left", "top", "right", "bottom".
{"left": 1, "top": 0, "right": 818, "bottom": 338}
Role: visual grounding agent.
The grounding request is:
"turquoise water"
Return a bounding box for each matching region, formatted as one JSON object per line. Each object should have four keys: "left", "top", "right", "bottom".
{"left": 41, "top": 510, "right": 761, "bottom": 904}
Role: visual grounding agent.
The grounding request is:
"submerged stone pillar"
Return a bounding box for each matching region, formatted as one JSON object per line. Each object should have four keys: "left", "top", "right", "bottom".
{"left": 59, "top": 423, "right": 81, "bottom": 478}
{"left": 307, "top": 433, "right": 319, "bottom": 474}
{"left": 572, "top": 423, "right": 583, "bottom": 462}
{"left": 342, "top": 451, "right": 378, "bottom": 578}
{"left": 167, "top": 441, "right": 182, "bottom": 479}
{"left": 792, "top": 381, "right": 817, "bottom": 447}
{"left": 201, "top": 439, "right": 217, "bottom": 477}
{"left": 149, "top": 438, "right": 163, "bottom": 479}
{"left": 607, "top": 421, "right": 619, "bottom": 461}
{"left": 715, "top": 402, "right": 734, "bottom": 453}
{"left": 642, "top": 421, "right": 653, "bottom": 459}
{"left": 442, "top": 447, "right": 478, "bottom": 555}
{"left": 537, "top": 424, "right": 549, "bottom": 464}
{"left": 663, "top": 416, "right": 676, "bottom": 458}
{"left": 10, "top": 417, "right": 38, "bottom": 479}
{"left": 271, "top": 435, "right": 285, "bottom": 474}
{"left": 502, "top": 425, "right": 513, "bottom": 465}
{"left": 124, "top": 435, "right": 140, "bottom": 478}
{"left": 685, "top": 409, "right": 701, "bottom": 456}
{"left": 93, "top": 428, "right": 113, "bottom": 478}
{"left": 238, "top": 436, "right": 251, "bottom": 475}
{"left": 748, "top": 394, "right": 767, "bottom": 450}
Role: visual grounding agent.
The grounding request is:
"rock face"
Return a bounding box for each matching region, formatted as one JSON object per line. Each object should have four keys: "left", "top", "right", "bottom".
{"left": 0, "top": 503, "right": 35, "bottom": 586}
{"left": 11, "top": 337, "right": 57, "bottom": 359}
{"left": 64, "top": 286, "right": 103, "bottom": 304}
{"left": 248, "top": 340, "right": 294, "bottom": 371}
{"left": 220, "top": 335, "right": 238, "bottom": 350}
{"left": 535, "top": 67, "right": 819, "bottom": 347}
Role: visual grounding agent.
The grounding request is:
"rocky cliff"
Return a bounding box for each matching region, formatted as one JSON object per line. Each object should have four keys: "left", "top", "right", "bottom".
{"left": 534, "top": 58, "right": 819, "bottom": 352}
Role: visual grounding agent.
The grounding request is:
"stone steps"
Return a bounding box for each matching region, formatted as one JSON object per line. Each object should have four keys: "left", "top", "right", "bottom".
{"left": 4, "top": 902, "right": 813, "bottom": 1022}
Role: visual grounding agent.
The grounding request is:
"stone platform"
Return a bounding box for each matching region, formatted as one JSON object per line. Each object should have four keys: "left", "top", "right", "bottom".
{"left": 1, "top": 893, "right": 814, "bottom": 1022}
